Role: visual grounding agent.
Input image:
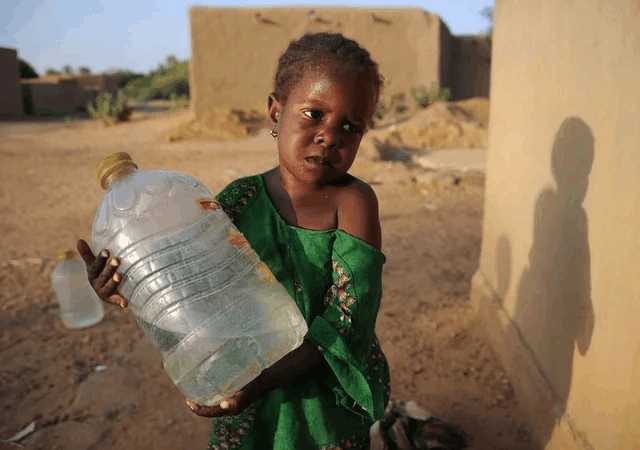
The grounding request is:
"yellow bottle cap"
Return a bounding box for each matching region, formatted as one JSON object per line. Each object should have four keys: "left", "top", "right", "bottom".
{"left": 57, "top": 250, "right": 76, "bottom": 261}
{"left": 97, "top": 152, "right": 138, "bottom": 189}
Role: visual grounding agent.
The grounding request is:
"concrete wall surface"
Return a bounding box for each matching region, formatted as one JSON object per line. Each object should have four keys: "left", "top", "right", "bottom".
{"left": 0, "top": 47, "right": 24, "bottom": 116}
{"left": 189, "top": 7, "right": 450, "bottom": 117}
{"left": 471, "top": 1, "right": 640, "bottom": 449}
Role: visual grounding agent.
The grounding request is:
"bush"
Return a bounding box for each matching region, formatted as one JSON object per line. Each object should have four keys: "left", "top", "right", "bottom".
{"left": 169, "top": 93, "right": 190, "bottom": 111}
{"left": 374, "top": 101, "right": 389, "bottom": 121}
{"left": 87, "top": 91, "right": 132, "bottom": 125}
{"left": 122, "top": 57, "right": 189, "bottom": 101}
{"left": 411, "top": 83, "right": 452, "bottom": 109}
{"left": 390, "top": 92, "right": 409, "bottom": 114}
{"left": 19, "top": 59, "right": 38, "bottom": 79}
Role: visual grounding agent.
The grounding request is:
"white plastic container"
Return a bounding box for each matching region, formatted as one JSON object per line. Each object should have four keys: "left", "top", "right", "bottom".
{"left": 91, "top": 152, "right": 307, "bottom": 405}
{"left": 51, "top": 250, "right": 105, "bottom": 329}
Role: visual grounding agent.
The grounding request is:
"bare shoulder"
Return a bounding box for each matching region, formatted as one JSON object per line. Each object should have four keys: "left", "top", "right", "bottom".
{"left": 335, "top": 177, "right": 381, "bottom": 250}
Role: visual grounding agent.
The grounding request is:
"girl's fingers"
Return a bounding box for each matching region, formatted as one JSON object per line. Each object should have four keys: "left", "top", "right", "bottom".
{"left": 88, "top": 249, "right": 110, "bottom": 281}
{"left": 107, "top": 294, "right": 128, "bottom": 309}
{"left": 99, "top": 272, "right": 123, "bottom": 299}
{"left": 77, "top": 239, "right": 96, "bottom": 267}
{"left": 186, "top": 400, "right": 226, "bottom": 417}
{"left": 94, "top": 257, "right": 119, "bottom": 289}
{"left": 185, "top": 397, "right": 243, "bottom": 417}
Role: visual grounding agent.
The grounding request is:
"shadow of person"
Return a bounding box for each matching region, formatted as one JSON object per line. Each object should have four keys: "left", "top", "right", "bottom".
{"left": 513, "top": 117, "right": 595, "bottom": 448}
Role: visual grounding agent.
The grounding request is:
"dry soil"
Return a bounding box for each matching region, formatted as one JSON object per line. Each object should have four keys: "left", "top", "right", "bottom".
{"left": 0, "top": 109, "right": 533, "bottom": 450}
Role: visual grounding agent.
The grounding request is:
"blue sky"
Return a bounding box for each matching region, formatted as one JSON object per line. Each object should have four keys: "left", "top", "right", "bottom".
{"left": 2, "top": 0, "right": 494, "bottom": 75}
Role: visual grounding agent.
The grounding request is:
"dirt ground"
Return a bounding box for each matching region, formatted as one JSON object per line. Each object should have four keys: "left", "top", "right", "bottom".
{"left": 0, "top": 109, "right": 534, "bottom": 450}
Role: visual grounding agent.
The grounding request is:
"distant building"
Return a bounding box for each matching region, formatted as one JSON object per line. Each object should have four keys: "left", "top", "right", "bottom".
{"left": 75, "top": 74, "right": 120, "bottom": 99}
{"left": 0, "top": 47, "right": 24, "bottom": 117}
{"left": 189, "top": 7, "right": 490, "bottom": 120}
{"left": 21, "top": 76, "right": 86, "bottom": 115}
{"left": 20, "top": 74, "right": 121, "bottom": 116}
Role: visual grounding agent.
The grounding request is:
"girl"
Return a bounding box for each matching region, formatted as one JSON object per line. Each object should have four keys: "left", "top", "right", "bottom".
{"left": 78, "top": 32, "right": 390, "bottom": 450}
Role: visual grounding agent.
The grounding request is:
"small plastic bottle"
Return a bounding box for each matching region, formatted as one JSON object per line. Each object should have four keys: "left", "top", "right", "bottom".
{"left": 51, "top": 250, "right": 105, "bottom": 329}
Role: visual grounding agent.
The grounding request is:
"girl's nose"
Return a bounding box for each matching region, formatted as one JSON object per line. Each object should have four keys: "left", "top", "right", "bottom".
{"left": 313, "top": 126, "right": 342, "bottom": 150}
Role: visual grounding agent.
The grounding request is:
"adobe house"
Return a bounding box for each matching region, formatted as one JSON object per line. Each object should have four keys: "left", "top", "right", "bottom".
{"left": 471, "top": 1, "right": 640, "bottom": 449}
{"left": 0, "top": 47, "right": 24, "bottom": 117}
{"left": 19, "top": 73, "right": 122, "bottom": 115}
{"left": 75, "top": 74, "right": 120, "bottom": 98}
{"left": 189, "top": 7, "right": 490, "bottom": 120}
{"left": 21, "top": 76, "right": 86, "bottom": 115}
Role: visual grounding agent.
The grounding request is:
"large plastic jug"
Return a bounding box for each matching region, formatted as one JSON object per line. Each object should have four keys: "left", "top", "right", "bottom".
{"left": 51, "top": 250, "right": 105, "bottom": 329}
{"left": 90, "top": 152, "right": 307, "bottom": 405}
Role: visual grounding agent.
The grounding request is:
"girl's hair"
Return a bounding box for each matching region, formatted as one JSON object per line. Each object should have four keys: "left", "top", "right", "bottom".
{"left": 273, "top": 32, "right": 383, "bottom": 106}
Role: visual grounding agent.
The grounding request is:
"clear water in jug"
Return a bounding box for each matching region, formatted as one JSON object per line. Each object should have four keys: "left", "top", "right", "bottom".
{"left": 51, "top": 250, "right": 105, "bottom": 329}
{"left": 91, "top": 152, "right": 307, "bottom": 405}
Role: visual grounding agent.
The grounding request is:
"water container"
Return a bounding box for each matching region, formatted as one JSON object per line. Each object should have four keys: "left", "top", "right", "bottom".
{"left": 90, "top": 152, "right": 307, "bottom": 405}
{"left": 51, "top": 250, "right": 105, "bottom": 329}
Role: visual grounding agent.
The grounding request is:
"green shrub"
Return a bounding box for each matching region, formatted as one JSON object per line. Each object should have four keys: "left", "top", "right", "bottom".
{"left": 122, "top": 57, "right": 189, "bottom": 102}
{"left": 19, "top": 59, "right": 38, "bottom": 78}
{"left": 411, "top": 83, "right": 452, "bottom": 108}
{"left": 390, "top": 92, "right": 409, "bottom": 114}
{"left": 374, "top": 101, "right": 389, "bottom": 121}
{"left": 169, "top": 93, "right": 190, "bottom": 111}
{"left": 87, "top": 91, "right": 132, "bottom": 125}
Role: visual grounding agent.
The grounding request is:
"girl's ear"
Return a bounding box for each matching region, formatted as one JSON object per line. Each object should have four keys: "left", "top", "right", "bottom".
{"left": 267, "top": 93, "right": 281, "bottom": 124}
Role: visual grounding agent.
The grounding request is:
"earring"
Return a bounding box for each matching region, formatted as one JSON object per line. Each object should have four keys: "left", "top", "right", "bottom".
{"left": 270, "top": 112, "right": 280, "bottom": 139}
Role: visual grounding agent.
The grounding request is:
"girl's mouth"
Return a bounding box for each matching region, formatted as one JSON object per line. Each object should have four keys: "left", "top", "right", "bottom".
{"left": 304, "top": 156, "right": 332, "bottom": 168}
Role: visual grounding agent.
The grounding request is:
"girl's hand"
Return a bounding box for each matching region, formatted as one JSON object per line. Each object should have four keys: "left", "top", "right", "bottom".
{"left": 186, "top": 341, "right": 324, "bottom": 418}
{"left": 77, "top": 239, "right": 128, "bottom": 309}
{"left": 186, "top": 377, "right": 264, "bottom": 417}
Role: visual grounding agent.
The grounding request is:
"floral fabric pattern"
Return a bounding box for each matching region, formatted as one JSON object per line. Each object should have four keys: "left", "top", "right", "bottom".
{"left": 324, "top": 260, "right": 357, "bottom": 335}
{"left": 215, "top": 177, "right": 260, "bottom": 222}
{"left": 208, "top": 405, "right": 257, "bottom": 450}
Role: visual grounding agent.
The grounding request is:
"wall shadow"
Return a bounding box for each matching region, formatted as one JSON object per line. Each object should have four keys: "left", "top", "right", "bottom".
{"left": 513, "top": 117, "right": 595, "bottom": 448}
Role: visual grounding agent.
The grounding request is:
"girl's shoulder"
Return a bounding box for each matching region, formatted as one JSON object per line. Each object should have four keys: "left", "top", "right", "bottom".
{"left": 335, "top": 176, "right": 381, "bottom": 250}
{"left": 215, "top": 175, "right": 263, "bottom": 220}
{"left": 335, "top": 175, "right": 378, "bottom": 205}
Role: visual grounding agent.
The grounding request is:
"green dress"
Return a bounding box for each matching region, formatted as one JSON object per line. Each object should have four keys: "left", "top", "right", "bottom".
{"left": 209, "top": 174, "right": 390, "bottom": 450}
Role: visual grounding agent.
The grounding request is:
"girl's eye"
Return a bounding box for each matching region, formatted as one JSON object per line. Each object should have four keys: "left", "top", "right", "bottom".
{"left": 342, "top": 122, "right": 362, "bottom": 134}
{"left": 303, "top": 110, "right": 322, "bottom": 120}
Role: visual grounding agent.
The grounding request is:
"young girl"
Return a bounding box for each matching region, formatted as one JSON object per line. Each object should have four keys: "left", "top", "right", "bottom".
{"left": 78, "top": 32, "right": 390, "bottom": 450}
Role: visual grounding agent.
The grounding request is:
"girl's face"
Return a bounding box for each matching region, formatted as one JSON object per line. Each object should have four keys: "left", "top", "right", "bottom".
{"left": 269, "top": 69, "right": 376, "bottom": 186}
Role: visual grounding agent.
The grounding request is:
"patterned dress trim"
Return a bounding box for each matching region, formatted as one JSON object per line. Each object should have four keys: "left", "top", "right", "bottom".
{"left": 215, "top": 176, "right": 261, "bottom": 222}
{"left": 323, "top": 260, "right": 357, "bottom": 336}
{"left": 318, "top": 434, "right": 370, "bottom": 450}
{"left": 208, "top": 405, "right": 258, "bottom": 450}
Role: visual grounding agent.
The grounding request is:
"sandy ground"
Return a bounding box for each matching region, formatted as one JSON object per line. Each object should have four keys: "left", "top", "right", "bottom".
{"left": 0, "top": 110, "right": 533, "bottom": 450}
